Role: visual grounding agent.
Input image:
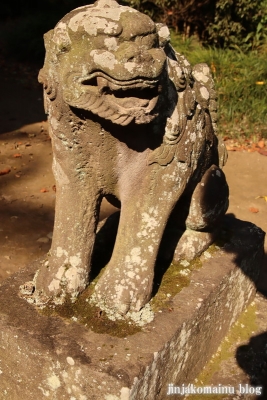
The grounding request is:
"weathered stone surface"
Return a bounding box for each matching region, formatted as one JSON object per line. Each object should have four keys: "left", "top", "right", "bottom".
{"left": 0, "top": 217, "right": 264, "bottom": 399}
{"left": 27, "top": 0, "right": 229, "bottom": 317}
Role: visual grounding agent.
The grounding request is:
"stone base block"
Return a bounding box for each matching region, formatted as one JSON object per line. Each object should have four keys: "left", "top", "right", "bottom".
{"left": 0, "top": 217, "right": 265, "bottom": 399}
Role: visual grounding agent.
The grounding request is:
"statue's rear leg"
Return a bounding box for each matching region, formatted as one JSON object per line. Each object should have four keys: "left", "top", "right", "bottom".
{"left": 173, "top": 165, "right": 229, "bottom": 262}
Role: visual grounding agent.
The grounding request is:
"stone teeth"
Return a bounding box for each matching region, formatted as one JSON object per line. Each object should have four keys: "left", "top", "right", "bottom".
{"left": 98, "top": 107, "right": 116, "bottom": 119}
{"left": 109, "top": 113, "right": 122, "bottom": 121}
{"left": 85, "top": 93, "right": 98, "bottom": 107}
{"left": 114, "top": 115, "right": 134, "bottom": 126}
{"left": 90, "top": 97, "right": 104, "bottom": 111}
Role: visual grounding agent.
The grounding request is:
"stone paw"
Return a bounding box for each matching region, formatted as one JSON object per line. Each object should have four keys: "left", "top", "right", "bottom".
{"left": 91, "top": 266, "right": 152, "bottom": 319}
{"left": 173, "top": 229, "right": 217, "bottom": 263}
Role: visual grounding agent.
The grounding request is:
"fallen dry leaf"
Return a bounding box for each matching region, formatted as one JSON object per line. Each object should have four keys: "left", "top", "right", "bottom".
{"left": 40, "top": 188, "right": 49, "bottom": 193}
{"left": 224, "top": 135, "right": 267, "bottom": 154}
{"left": 249, "top": 207, "right": 259, "bottom": 213}
{"left": 258, "top": 149, "right": 267, "bottom": 156}
{"left": 0, "top": 168, "right": 11, "bottom": 176}
{"left": 255, "top": 196, "right": 267, "bottom": 202}
{"left": 226, "top": 145, "right": 236, "bottom": 151}
{"left": 13, "top": 153, "right": 22, "bottom": 158}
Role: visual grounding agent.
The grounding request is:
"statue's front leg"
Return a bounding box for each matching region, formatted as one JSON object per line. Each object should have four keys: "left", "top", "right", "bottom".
{"left": 92, "top": 161, "right": 190, "bottom": 317}
{"left": 92, "top": 197, "right": 174, "bottom": 317}
{"left": 24, "top": 140, "right": 101, "bottom": 306}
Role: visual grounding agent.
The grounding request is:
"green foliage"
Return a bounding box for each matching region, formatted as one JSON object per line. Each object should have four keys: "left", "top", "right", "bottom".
{"left": 206, "top": 0, "right": 267, "bottom": 51}
{"left": 123, "top": 0, "right": 214, "bottom": 37}
{"left": 121, "top": 0, "right": 159, "bottom": 19}
{"left": 171, "top": 32, "right": 267, "bottom": 138}
{"left": 124, "top": 0, "right": 267, "bottom": 52}
{"left": 154, "top": 0, "right": 213, "bottom": 36}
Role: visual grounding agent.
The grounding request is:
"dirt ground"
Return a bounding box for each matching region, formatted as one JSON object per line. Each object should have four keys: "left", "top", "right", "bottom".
{"left": 0, "top": 66, "right": 267, "bottom": 397}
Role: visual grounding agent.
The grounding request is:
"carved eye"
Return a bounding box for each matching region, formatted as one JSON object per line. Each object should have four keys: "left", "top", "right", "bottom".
{"left": 141, "top": 34, "right": 159, "bottom": 49}
{"left": 58, "top": 43, "right": 71, "bottom": 53}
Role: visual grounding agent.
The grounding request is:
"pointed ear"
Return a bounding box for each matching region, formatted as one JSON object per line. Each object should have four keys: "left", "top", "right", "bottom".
{"left": 156, "top": 23, "right": 170, "bottom": 48}
{"left": 43, "top": 30, "right": 54, "bottom": 50}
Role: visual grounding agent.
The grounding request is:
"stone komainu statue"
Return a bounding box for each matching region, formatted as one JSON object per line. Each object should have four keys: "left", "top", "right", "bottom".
{"left": 22, "top": 0, "right": 228, "bottom": 320}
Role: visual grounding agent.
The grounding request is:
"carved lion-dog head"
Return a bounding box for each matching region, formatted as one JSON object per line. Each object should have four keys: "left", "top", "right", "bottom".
{"left": 38, "top": 0, "right": 173, "bottom": 126}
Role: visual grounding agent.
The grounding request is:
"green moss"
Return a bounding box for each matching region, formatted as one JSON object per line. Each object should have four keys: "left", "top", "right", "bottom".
{"left": 186, "top": 302, "right": 258, "bottom": 400}
{"left": 151, "top": 234, "right": 227, "bottom": 312}
{"left": 151, "top": 256, "right": 203, "bottom": 312}
{"left": 40, "top": 284, "right": 141, "bottom": 338}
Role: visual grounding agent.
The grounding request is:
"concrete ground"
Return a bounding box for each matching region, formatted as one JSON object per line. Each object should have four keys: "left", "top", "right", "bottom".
{"left": 0, "top": 65, "right": 267, "bottom": 398}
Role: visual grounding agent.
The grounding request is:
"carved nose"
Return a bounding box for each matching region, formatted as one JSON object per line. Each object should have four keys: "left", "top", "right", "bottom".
{"left": 117, "top": 44, "right": 153, "bottom": 64}
{"left": 127, "top": 51, "right": 153, "bottom": 64}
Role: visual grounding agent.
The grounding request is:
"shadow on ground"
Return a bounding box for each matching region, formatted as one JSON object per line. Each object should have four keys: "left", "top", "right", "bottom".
{"left": 235, "top": 251, "right": 267, "bottom": 399}
{"left": 220, "top": 214, "right": 267, "bottom": 398}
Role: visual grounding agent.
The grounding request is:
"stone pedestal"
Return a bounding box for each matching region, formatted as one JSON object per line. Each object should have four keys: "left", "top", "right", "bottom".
{"left": 0, "top": 217, "right": 264, "bottom": 400}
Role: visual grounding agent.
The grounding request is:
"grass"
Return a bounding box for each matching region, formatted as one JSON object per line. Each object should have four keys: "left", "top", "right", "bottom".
{"left": 186, "top": 302, "right": 258, "bottom": 400}
{"left": 171, "top": 33, "right": 267, "bottom": 139}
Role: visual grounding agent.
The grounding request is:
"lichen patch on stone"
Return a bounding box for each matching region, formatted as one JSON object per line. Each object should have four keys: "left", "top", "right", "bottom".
{"left": 104, "top": 37, "right": 119, "bottom": 51}
{"left": 66, "top": 356, "right": 75, "bottom": 366}
{"left": 90, "top": 50, "right": 118, "bottom": 70}
{"left": 47, "top": 374, "right": 61, "bottom": 390}
{"left": 53, "top": 22, "right": 71, "bottom": 48}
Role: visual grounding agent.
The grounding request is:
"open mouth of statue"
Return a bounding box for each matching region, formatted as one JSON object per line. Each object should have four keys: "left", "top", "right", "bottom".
{"left": 74, "top": 71, "right": 161, "bottom": 125}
